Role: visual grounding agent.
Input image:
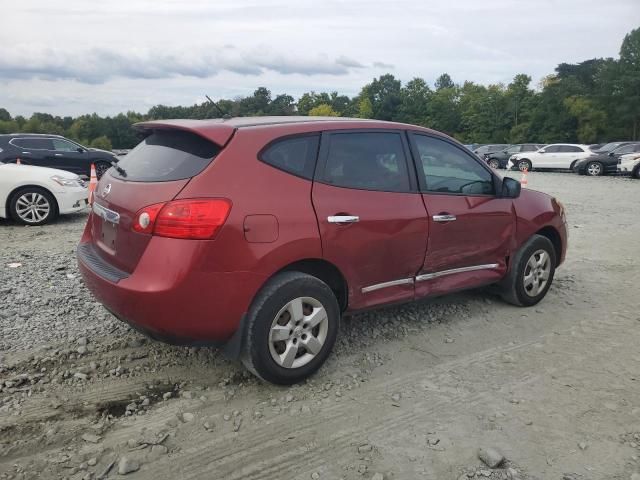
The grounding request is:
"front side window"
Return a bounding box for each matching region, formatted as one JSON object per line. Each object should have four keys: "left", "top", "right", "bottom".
{"left": 614, "top": 144, "right": 638, "bottom": 155}
{"left": 321, "top": 132, "right": 411, "bottom": 192}
{"left": 11, "top": 138, "right": 54, "bottom": 150}
{"left": 413, "top": 135, "right": 494, "bottom": 195}
{"left": 52, "top": 139, "right": 80, "bottom": 152}
{"left": 260, "top": 135, "right": 319, "bottom": 180}
{"left": 522, "top": 145, "right": 538, "bottom": 152}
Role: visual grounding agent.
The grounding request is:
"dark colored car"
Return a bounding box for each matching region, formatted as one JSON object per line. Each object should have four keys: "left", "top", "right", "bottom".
{"left": 473, "top": 144, "right": 510, "bottom": 158}
{"left": 77, "top": 117, "right": 568, "bottom": 384}
{"left": 590, "top": 141, "right": 633, "bottom": 154}
{"left": 485, "top": 144, "right": 545, "bottom": 169}
{"left": 0, "top": 134, "right": 117, "bottom": 179}
{"left": 573, "top": 142, "right": 640, "bottom": 176}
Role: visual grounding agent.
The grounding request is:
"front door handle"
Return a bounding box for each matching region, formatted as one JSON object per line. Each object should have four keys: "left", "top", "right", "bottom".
{"left": 54, "top": 153, "right": 63, "bottom": 157}
{"left": 328, "top": 215, "right": 359, "bottom": 224}
{"left": 433, "top": 214, "right": 457, "bottom": 223}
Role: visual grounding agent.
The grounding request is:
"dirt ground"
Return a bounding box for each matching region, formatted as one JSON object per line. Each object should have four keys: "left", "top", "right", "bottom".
{"left": 1, "top": 171, "right": 639, "bottom": 480}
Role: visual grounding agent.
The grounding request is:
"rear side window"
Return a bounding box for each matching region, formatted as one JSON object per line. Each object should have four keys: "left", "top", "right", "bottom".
{"left": 111, "top": 130, "right": 220, "bottom": 182}
{"left": 259, "top": 135, "right": 319, "bottom": 180}
{"left": 11, "top": 138, "right": 54, "bottom": 150}
{"left": 560, "top": 145, "right": 583, "bottom": 153}
{"left": 544, "top": 145, "right": 561, "bottom": 153}
{"left": 321, "top": 132, "right": 411, "bottom": 192}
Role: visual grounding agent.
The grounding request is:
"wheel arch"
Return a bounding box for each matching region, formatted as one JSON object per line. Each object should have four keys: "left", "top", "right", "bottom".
{"left": 535, "top": 226, "right": 562, "bottom": 267}
{"left": 276, "top": 258, "right": 349, "bottom": 312}
{"left": 6, "top": 184, "right": 59, "bottom": 216}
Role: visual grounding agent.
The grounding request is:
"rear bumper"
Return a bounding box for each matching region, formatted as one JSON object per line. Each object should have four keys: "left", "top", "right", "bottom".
{"left": 77, "top": 239, "right": 267, "bottom": 344}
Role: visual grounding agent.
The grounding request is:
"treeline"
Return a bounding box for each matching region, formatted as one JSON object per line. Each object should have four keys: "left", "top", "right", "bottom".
{"left": 1, "top": 28, "right": 638, "bottom": 150}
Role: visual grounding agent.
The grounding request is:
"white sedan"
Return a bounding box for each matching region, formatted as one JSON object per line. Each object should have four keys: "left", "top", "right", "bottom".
{"left": 617, "top": 153, "right": 640, "bottom": 178}
{"left": 0, "top": 161, "right": 89, "bottom": 225}
{"left": 507, "top": 144, "right": 593, "bottom": 171}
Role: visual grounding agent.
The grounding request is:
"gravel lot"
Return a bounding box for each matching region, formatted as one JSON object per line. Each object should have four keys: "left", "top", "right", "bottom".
{"left": 1, "top": 171, "right": 640, "bottom": 480}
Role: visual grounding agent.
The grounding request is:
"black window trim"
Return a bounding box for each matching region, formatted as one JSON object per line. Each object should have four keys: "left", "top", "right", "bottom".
{"left": 257, "top": 132, "right": 321, "bottom": 181}
{"left": 406, "top": 131, "right": 501, "bottom": 198}
{"left": 315, "top": 128, "right": 419, "bottom": 194}
{"left": 9, "top": 137, "right": 55, "bottom": 151}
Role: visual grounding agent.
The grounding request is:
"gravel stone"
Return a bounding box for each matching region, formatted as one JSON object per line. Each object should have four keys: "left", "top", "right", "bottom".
{"left": 478, "top": 447, "right": 505, "bottom": 468}
{"left": 118, "top": 457, "right": 140, "bottom": 475}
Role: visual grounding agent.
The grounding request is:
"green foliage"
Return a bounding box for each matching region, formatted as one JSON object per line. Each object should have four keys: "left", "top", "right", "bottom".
{"left": 1, "top": 28, "right": 637, "bottom": 149}
{"left": 308, "top": 104, "right": 339, "bottom": 117}
{"left": 89, "top": 135, "right": 113, "bottom": 150}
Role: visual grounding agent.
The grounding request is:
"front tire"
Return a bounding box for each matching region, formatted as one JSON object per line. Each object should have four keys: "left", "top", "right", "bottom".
{"left": 241, "top": 271, "right": 340, "bottom": 385}
{"left": 585, "top": 161, "right": 603, "bottom": 176}
{"left": 500, "top": 234, "right": 556, "bottom": 307}
{"left": 632, "top": 165, "right": 640, "bottom": 179}
{"left": 517, "top": 159, "right": 532, "bottom": 172}
{"left": 9, "top": 187, "right": 57, "bottom": 226}
{"left": 487, "top": 158, "right": 500, "bottom": 169}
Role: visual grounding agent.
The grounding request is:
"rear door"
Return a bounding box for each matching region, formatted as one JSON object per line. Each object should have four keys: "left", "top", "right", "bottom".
{"left": 312, "top": 130, "right": 428, "bottom": 310}
{"left": 89, "top": 129, "right": 221, "bottom": 273}
{"left": 407, "top": 133, "right": 514, "bottom": 298}
{"left": 9, "top": 138, "right": 52, "bottom": 167}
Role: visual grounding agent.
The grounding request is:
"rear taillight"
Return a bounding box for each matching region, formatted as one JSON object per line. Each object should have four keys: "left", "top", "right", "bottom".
{"left": 133, "top": 199, "right": 231, "bottom": 239}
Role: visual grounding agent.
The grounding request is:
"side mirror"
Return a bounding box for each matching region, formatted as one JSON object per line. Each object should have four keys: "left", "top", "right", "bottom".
{"left": 608, "top": 152, "right": 614, "bottom": 156}
{"left": 539, "top": 150, "right": 545, "bottom": 154}
{"left": 77, "top": 147, "right": 85, "bottom": 153}
{"left": 501, "top": 177, "right": 521, "bottom": 199}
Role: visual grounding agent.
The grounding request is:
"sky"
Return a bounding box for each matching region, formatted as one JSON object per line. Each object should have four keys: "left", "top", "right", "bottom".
{"left": 1, "top": 0, "right": 639, "bottom": 117}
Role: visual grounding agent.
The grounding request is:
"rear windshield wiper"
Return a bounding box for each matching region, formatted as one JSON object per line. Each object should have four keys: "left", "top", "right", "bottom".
{"left": 110, "top": 160, "right": 127, "bottom": 177}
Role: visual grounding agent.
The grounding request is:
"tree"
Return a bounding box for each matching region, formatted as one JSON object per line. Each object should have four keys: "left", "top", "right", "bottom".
{"left": 358, "top": 74, "right": 402, "bottom": 120}
{"left": 397, "top": 77, "right": 432, "bottom": 126}
{"left": 0, "top": 108, "right": 11, "bottom": 122}
{"left": 617, "top": 27, "right": 640, "bottom": 139}
{"left": 564, "top": 96, "right": 607, "bottom": 143}
{"left": 90, "top": 135, "right": 113, "bottom": 150}
{"left": 435, "top": 73, "right": 454, "bottom": 91}
{"left": 357, "top": 97, "right": 374, "bottom": 119}
{"left": 308, "top": 104, "right": 339, "bottom": 116}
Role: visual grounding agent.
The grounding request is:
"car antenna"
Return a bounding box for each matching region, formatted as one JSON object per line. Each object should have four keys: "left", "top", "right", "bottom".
{"left": 205, "top": 95, "right": 232, "bottom": 120}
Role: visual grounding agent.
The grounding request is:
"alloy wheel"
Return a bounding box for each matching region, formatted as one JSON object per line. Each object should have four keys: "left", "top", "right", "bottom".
{"left": 523, "top": 249, "right": 551, "bottom": 297}
{"left": 586, "top": 162, "right": 602, "bottom": 176}
{"left": 15, "top": 192, "right": 51, "bottom": 224}
{"left": 488, "top": 159, "right": 499, "bottom": 169}
{"left": 268, "top": 297, "right": 328, "bottom": 369}
{"left": 95, "top": 162, "right": 110, "bottom": 179}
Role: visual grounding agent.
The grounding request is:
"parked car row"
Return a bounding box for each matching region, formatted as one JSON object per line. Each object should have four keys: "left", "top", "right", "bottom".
{"left": 0, "top": 133, "right": 118, "bottom": 179}
{"left": 472, "top": 141, "right": 640, "bottom": 179}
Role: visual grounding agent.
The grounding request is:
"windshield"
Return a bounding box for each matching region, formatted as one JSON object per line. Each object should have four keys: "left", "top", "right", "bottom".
{"left": 599, "top": 142, "right": 624, "bottom": 152}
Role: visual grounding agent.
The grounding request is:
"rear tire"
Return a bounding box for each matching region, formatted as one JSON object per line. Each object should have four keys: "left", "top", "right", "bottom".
{"left": 632, "top": 165, "right": 640, "bottom": 179}
{"left": 9, "top": 187, "right": 58, "bottom": 226}
{"left": 241, "top": 271, "right": 340, "bottom": 385}
{"left": 499, "top": 234, "right": 556, "bottom": 307}
{"left": 517, "top": 159, "right": 532, "bottom": 172}
{"left": 585, "top": 161, "right": 603, "bottom": 176}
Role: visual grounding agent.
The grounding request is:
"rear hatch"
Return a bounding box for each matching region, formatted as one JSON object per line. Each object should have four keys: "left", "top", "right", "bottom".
{"left": 89, "top": 128, "right": 226, "bottom": 273}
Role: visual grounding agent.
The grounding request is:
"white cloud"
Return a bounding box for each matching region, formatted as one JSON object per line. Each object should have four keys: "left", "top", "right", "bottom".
{"left": 1, "top": 0, "right": 638, "bottom": 116}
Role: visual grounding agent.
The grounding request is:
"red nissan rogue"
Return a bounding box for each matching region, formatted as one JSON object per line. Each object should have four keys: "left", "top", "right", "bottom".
{"left": 78, "top": 117, "right": 567, "bottom": 384}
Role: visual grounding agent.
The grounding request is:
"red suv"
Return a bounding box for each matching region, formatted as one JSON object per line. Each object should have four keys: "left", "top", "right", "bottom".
{"left": 78, "top": 117, "right": 567, "bottom": 384}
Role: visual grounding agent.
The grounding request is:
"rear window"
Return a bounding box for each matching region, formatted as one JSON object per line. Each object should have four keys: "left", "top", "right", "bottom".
{"left": 110, "top": 129, "right": 220, "bottom": 182}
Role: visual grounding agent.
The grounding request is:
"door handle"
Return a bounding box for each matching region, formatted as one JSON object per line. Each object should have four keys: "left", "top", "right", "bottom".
{"left": 54, "top": 153, "right": 63, "bottom": 157}
{"left": 328, "top": 215, "right": 359, "bottom": 224}
{"left": 433, "top": 214, "right": 457, "bottom": 223}
{"left": 21, "top": 152, "right": 31, "bottom": 155}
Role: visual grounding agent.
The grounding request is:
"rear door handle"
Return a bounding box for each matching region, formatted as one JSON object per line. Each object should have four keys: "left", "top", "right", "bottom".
{"left": 54, "top": 153, "right": 63, "bottom": 157}
{"left": 433, "top": 214, "right": 457, "bottom": 223}
{"left": 328, "top": 215, "right": 359, "bottom": 224}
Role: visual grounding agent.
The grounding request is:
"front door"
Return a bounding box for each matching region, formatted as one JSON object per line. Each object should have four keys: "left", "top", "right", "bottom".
{"left": 312, "top": 131, "right": 429, "bottom": 310}
{"left": 407, "top": 133, "right": 515, "bottom": 298}
{"left": 46, "top": 138, "right": 86, "bottom": 175}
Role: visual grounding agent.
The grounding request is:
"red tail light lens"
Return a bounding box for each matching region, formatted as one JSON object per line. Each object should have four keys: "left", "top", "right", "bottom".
{"left": 132, "top": 203, "right": 164, "bottom": 234}
{"left": 132, "top": 199, "right": 231, "bottom": 239}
